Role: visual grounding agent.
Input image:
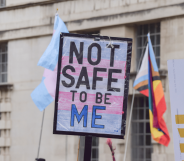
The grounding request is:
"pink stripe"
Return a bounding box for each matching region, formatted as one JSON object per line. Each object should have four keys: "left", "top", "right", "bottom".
{"left": 43, "top": 65, "right": 58, "bottom": 98}
{"left": 60, "top": 56, "right": 126, "bottom": 79}
{"left": 58, "top": 91, "right": 124, "bottom": 115}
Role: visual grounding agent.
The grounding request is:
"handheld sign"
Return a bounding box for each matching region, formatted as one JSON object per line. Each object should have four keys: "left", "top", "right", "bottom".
{"left": 53, "top": 33, "right": 132, "bottom": 139}
{"left": 168, "top": 59, "right": 184, "bottom": 161}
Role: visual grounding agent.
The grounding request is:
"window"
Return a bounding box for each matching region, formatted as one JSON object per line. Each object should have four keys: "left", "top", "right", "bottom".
{"left": 91, "top": 137, "right": 99, "bottom": 161}
{"left": 137, "top": 23, "right": 160, "bottom": 68}
{"left": 0, "top": 43, "right": 7, "bottom": 83}
{"left": 131, "top": 96, "right": 152, "bottom": 161}
{"left": 0, "top": 0, "right": 6, "bottom": 7}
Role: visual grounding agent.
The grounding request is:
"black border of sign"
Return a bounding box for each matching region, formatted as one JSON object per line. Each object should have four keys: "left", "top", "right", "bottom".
{"left": 53, "top": 33, "right": 133, "bottom": 139}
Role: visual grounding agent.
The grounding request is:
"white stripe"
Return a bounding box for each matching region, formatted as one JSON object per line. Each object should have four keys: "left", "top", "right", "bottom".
{"left": 135, "top": 44, "right": 148, "bottom": 80}
{"left": 59, "top": 75, "right": 125, "bottom": 96}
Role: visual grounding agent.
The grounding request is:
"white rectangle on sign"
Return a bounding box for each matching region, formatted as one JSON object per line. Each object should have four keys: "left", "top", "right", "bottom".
{"left": 53, "top": 33, "right": 132, "bottom": 138}
{"left": 168, "top": 59, "right": 184, "bottom": 161}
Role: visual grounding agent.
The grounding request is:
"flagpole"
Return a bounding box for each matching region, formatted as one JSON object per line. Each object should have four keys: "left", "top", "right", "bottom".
{"left": 65, "top": 135, "right": 67, "bottom": 161}
{"left": 123, "top": 39, "right": 148, "bottom": 161}
{"left": 77, "top": 137, "right": 80, "bottom": 161}
{"left": 123, "top": 90, "right": 135, "bottom": 161}
{"left": 36, "top": 109, "right": 45, "bottom": 159}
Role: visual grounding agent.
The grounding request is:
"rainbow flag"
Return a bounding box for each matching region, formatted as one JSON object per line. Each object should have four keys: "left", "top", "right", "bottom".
{"left": 133, "top": 33, "right": 170, "bottom": 146}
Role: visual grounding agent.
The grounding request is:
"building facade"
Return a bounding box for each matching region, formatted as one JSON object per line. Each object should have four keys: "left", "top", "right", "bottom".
{"left": 0, "top": 0, "right": 183, "bottom": 160}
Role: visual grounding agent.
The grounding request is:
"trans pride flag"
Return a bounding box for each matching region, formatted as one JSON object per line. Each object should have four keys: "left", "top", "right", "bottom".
{"left": 38, "top": 13, "right": 68, "bottom": 70}
{"left": 31, "top": 14, "right": 68, "bottom": 111}
{"left": 133, "top": 34, "right": 170, "bottom": 146}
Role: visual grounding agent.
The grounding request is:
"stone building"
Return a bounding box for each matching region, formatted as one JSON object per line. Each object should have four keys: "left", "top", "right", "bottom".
{"left": 0, "top": 0, "right": 182, "bottom": 161}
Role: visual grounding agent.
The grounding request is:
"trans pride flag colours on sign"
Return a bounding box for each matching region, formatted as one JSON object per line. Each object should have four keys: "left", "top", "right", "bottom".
{"left": 133, "top": 34, "right": 170, "bottom": 146}
{"left": 55, "top": 35, "right": 131, "bottom": 136}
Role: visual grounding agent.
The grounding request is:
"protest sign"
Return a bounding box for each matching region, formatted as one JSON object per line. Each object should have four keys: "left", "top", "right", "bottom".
{"left": 53, "top": 33, "right": 132, "bottom": 139}
{"left": 168, "top": 59, "right": 184, "bottom": 161}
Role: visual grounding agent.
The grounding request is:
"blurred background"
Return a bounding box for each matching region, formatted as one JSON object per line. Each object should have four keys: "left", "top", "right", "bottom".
{"left": 0, "top": 0, "right": 182, "bottom": 161}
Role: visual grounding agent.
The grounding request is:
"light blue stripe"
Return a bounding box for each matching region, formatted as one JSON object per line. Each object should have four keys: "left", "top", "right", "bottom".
{"left": 62, "top": 37, "right": 128, "bottom": 61}
{"left": 38, "top": 15, "right": 69, "bottom": 71}
{"left": 56, "top": 110, "right": 122, "bottom": 135}
{"left": 31, "top": 78, "right": 54, "bottom": 111}
{"left": 147, "top": 33, "right": 158, "bottom": 72}
{"left": 133, "top": 74, "right": 148, "bottom": 87}
{"left": 41, "top": 76, "right": 45, "bottom": 82}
